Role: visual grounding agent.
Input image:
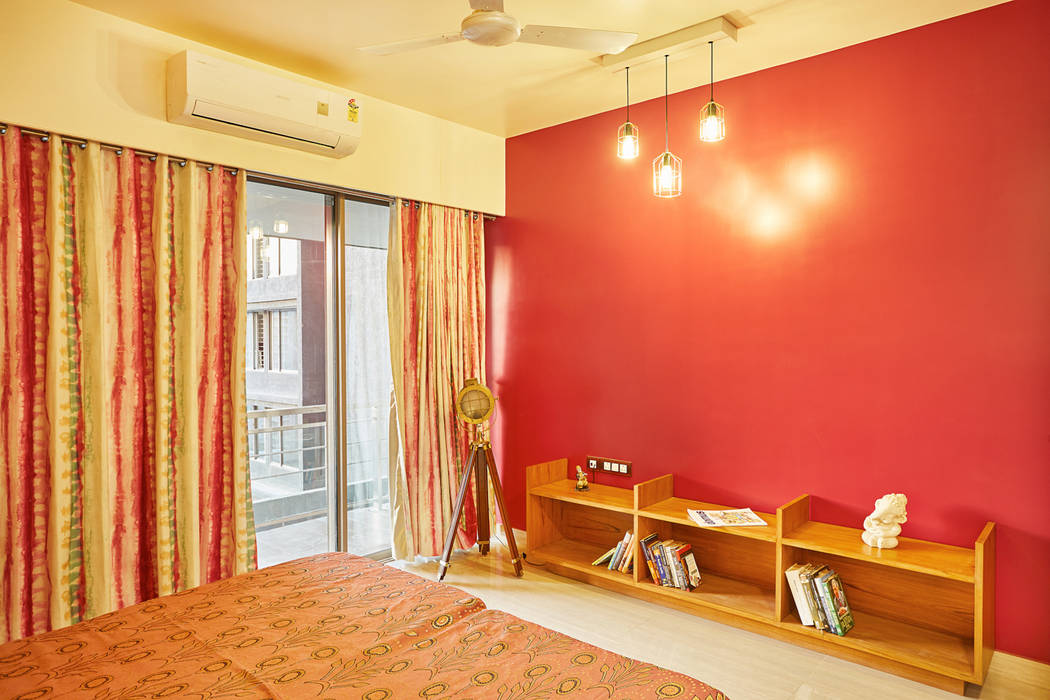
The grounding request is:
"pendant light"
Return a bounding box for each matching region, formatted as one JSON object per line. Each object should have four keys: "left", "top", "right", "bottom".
{"left": 653, "top": 55, "right": 682, "bottom": 198}
{"left": 699, "top": 40, "right": 726, "bottom": 142}
{"left": 616, "top": 66, "right": 639, "bottom": 159}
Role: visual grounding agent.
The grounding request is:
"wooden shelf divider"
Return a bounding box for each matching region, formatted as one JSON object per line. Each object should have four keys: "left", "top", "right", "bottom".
{"left": 525, "top": 459, "right": 994, "bottom": 696}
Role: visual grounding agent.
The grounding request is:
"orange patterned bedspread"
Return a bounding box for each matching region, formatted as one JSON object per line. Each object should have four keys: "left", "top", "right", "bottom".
{"left": 0, "top": 553, "right": 727, "bottom": 699}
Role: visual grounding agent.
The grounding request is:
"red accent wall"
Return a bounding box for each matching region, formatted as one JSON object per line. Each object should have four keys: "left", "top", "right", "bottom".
{"left": 487, "top": 0, "right": 1050, "bottom": 663}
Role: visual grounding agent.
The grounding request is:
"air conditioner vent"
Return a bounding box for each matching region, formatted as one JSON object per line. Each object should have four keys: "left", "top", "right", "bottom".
{"left": 191, "top": 100, "right": 341, "bottom": 149}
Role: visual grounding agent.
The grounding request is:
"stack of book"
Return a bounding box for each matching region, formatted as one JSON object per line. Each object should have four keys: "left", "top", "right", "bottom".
{"left": 592, "top": 530, "right": 635, "bottom": 574}
{"left": 639, "top": 533, "right": 701, "bottom": 590}
{"left": 784, "top": 563, "right": 855, "bottom": 636}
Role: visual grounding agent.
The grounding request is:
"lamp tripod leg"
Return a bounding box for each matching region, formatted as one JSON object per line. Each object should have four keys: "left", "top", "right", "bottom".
{"left": 475, "top": 445, "right": 490, "bottom": 556}
{"left": 437, "top": 446, "right": 477, "bottom": 582}
{"left": 483, "top": 444, "right": 523, "bottom": 578}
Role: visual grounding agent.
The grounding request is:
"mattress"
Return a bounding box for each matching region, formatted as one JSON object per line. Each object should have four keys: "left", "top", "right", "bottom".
{"left": 0, "top": 552, "right": 727, "bottom": 699}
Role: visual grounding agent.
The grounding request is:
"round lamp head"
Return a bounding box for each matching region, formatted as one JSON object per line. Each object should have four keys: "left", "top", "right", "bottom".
{"left": 456, "top": 378, "right": 495, "bottom": 424}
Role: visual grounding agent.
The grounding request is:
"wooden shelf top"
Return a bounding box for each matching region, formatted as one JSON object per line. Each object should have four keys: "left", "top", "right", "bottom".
{"left": 782, "top": 610, "right": 975, "bottom": 680}
{"left": 529, "top": 479, "right": 635, "bottom": 514}
{"left": 782, "top": 521, "right": 975, "bottom": 582}
{"left": 638, "top": 497, "right": 778, "bottom": 541}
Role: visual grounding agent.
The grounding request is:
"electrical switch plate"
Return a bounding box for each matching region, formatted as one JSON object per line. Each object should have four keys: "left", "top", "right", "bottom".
{"left": 586, "top": 455, "right": 632, "bottom": 477}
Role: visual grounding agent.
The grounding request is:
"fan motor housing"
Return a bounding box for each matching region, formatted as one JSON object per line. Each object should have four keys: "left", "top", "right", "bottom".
{"left": 461, "top": 10, "right": 522, "bottom": 46}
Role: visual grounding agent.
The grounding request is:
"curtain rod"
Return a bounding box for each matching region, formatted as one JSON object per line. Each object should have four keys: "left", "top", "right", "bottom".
{"left": 399, "top": 199, "right": 497, "bottom": 221}
{"left": 1, "top": 122, "right": 499, "bottom": 220}
{"left": 0, "top": 122, "right": 238, "bottom": 174}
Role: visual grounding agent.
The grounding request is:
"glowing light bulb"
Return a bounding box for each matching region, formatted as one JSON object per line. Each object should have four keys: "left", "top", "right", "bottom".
{"left": 652, "top": 151, "right": 681, "bottom": 197}
{"left": 617, "top": 122, "right": 639, "bottom": 159}
{"left": 619, "top": 134, "right": 637, "bottom": 159}
{"left": 698, "top": 101, "right": 725, "bottom": 143}
{"left": 659, "top": 164, "right": 674, "bottom": 188}
{"left": 701, "top": 115, "right": 720, "bottom": 140}
{"left": 273, "top": 219, "right": 289, "bottom": 235}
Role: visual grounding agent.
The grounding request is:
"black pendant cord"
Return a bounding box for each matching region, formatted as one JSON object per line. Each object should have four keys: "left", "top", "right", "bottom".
{"left": 664, "top": 54, "right": 669, "bottom": 152}
{"left": 626, "top": 66, "right": 630, "bottom": 122}
{"left": 709, "top": 41, "right": 715, "bottom": 102}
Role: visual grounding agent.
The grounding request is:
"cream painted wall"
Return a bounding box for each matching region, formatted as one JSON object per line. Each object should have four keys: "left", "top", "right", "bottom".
{"left": 0, "top": 0, "right": 505, "bottom": 214}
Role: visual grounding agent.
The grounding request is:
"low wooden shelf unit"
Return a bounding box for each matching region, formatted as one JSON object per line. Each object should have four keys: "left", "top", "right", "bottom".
{"left": 525, "top": 459, "right": 995, "bottom": 695}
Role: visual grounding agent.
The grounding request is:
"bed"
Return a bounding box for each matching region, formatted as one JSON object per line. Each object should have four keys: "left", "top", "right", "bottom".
{"left": 0, "top": 553, "right": 727, "bottom": 699}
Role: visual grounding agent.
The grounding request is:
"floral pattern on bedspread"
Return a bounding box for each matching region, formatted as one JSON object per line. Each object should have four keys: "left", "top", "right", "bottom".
{"left": 0, "top": 553, "right": 484, "bottom": 698}
{"left": 365, "top": 607, "right": 727, "bottom": 700}
{"left": 0, "top": 552, "right": 728, "bottom": 699}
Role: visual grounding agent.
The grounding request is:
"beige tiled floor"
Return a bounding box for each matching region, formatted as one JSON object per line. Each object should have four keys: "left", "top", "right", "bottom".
{"left": 394, "top": 535, "right": 1050, "bottom": 700}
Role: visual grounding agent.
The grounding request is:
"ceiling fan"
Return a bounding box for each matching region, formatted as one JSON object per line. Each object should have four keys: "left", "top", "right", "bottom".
{"left": 358, "top": 0, "right": 638, "bottom": 56}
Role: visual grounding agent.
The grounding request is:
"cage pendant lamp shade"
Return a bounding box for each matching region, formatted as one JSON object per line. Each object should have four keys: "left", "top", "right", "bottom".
{"left": 653, "top": 151, "right": 682, "bottom": 198}
{"left": 617, "top": 121, "right": 639, "bottom": 159}
{"left": 617, "top": 66, "right": 639, "bottom": 159}
{"left": 699, "top": 100, "right": 725, "bottom": 142}
{"left": 699, "top": 40, "right": 726, "bottom": 143}
{"left": 653, "top": 55, "right": 682, "bottom": 198}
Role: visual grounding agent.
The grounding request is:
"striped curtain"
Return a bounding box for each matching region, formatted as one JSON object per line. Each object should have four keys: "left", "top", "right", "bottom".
{"left": 388, "top": 200, "right": 486, "bottom": 560}
{"left": 0, "top": 126, "right": 256, "bottom": 643}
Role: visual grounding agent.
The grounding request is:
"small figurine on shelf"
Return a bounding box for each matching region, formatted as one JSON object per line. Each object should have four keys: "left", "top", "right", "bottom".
{"left": 574, "top": 465, "right": 589, "bottom": 491}
{"left": 861, "top": 493, "right": 908, "bottom": 549}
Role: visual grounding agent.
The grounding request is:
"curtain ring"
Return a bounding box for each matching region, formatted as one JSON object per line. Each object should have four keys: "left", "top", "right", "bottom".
{"left": 79, "top": 142, "right": 87, "bottom": 150}
{"left": 41, "top": 135, "right": 49, "bottom": 143}
{"left": 0, "top": 127, "right": 7, "bottom": 135}
{"left": 115, "top": 148, "right": 123, "bottom": 156}
{"left": 179, "top": 160, "right": 187, "bottom": 167}
{"left": 149, "top": 154, "right": 157, "bottom": 161}
{"left": 207, "top": 164, "right": 214, "bottom": 172}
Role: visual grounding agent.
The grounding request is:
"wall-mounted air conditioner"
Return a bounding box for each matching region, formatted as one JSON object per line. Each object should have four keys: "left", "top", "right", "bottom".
{"left": 166, "top": 50, "right": 361, "bottom": 158}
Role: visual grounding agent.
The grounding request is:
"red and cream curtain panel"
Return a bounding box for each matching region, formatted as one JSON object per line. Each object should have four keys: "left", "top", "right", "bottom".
{"left": 0, "top": 126, "right": 256, "bottom": 643}
{"left": 388, "top": 200, "right": 486, "bottom": 560}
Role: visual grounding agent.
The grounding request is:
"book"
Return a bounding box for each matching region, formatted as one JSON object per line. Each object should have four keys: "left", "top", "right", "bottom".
{"left": 683, "top": 551, "right": 701, "bottom": 588}
{"left": 592, "top": 545, "right": 618, "bottom": 567}
{"left": 618, "top": 532, "right": 637, "bottom": 573}
{"left": 799, "top": 564, "right": 829, "bottom": 631}
{"left": 672, "top": 543, "right": 693, "bottom": 590}
{"left": 607, "top": 540, "right": 624, "bottom": 570}
{"left": 652, "top": 541, "right": 671, "bottom": 586}
{"left": 819, "top": 570, "right": 854, "bottom": 636}
{"left": 608, "top": 530, "right": 632, "bottom": 570}
{"left": 686, "top": 508, "right": 766, "bottom": 527}
{"left": 661, "top": 541, "right": 683, "bottom": 589}
{"left": 814, "top": 569, "right": 842, "bottom": 635}
{"left": 784, "top": 563, "right": 814, "bottom": 626}
{"left": 639, "top": 533, "right": 660, "bottom": 583}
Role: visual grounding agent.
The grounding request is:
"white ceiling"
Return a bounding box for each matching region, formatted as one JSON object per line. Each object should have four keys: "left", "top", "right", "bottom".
{"left": 74, "top": 0, "right": 1008, "bottom": 137}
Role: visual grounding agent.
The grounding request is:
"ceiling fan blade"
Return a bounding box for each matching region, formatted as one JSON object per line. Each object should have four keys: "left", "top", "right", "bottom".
{"left": 358, "top": 32, "right": 464, "bottom": 56}
{"left": 469, "top": 0, "right": 504, "bottom": 10}
{"left": 518, "top": 25, "right": 637, "bottom": 54}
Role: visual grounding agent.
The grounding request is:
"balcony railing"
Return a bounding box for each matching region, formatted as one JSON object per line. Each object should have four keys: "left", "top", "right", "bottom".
{"left": 247, "top": 404, "right": 391, "bottom": 532}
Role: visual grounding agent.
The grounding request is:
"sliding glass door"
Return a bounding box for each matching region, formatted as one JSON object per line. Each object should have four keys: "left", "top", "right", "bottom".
{"left": 245, "top": 178, "right": 392, "bottom": 567}
{"left": 344, "top": 200, "right": 393, "bottom": 555}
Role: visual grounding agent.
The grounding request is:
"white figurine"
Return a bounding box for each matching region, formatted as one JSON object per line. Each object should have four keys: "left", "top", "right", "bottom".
{"left": 861, "top": 493, "right": 908, "bottom": 549}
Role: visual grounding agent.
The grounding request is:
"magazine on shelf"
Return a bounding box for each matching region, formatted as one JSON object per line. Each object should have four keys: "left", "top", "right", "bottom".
{"left": 686, "top": 507, "right": 766, "bottom": 527}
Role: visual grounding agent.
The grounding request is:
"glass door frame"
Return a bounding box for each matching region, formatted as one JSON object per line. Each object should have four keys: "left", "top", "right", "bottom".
{"left": 248, "top": 171, "right": 394, "bottom": 560}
